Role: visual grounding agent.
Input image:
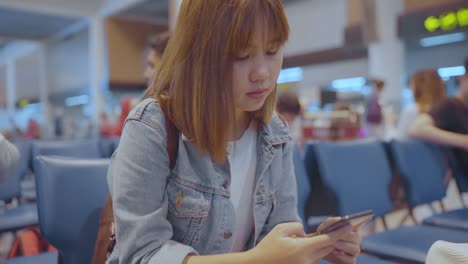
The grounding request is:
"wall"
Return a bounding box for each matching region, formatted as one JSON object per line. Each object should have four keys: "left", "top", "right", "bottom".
{"left": 46, "top": 28, "right": 90, "bottom": 96}
{"left": 295, "top": 58, "right": 369, "bottom": 103}
{"left": 404, "top": 0, "right": 465, "bottom": 12}
{"left": 301, "top": 58, "right": 369, "bottom": 87}
{"left": 284, "top": 0, "right": 347, "bottom": 56}
{"left": 406, "top": 41, "right": 468, "bottom": 77}
{"left": 106, "top": 17, "right": 166, "bottom": 86}
{"left": 283, "top": 0, "right": 369, "bottom": 103}
{"left": 347, "top": 0, "right": 363, "bottom": 26}
{"left": 15, "top": 51, "right": 41, "bottom": 100}
{"left": 6, "top": 28, "right": 90, "bottom": 102}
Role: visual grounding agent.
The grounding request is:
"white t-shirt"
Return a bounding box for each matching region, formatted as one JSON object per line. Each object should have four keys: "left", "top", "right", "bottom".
{"left": 397, "top": 104, "right": 420, "bottom": 139}
{"left": 227, "top": 125, "right": 257, "bottom": 252}
{"left": 289, "top": 117, "right": 302, "bottom": 143}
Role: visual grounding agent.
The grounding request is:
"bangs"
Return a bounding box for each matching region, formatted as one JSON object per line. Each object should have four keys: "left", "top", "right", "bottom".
{"left": 228, "top": 0, "right": 289, "bottom": 55}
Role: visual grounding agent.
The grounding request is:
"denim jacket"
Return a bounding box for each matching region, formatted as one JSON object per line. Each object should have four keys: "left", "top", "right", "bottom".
{"left": 107, "top": 98, "right": 300, "bottom": 264}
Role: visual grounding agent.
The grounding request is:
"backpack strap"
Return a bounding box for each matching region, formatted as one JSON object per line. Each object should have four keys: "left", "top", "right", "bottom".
{"left": 92, "top": 103, "right": 179, "bottom": 264}
{"left": 163, "top": 110, "right": 179, "bottom": 170}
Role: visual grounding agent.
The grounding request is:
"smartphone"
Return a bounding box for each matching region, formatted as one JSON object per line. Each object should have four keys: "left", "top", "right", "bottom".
{"left": 307, "top": 210, "right": 374, "bottom": 236}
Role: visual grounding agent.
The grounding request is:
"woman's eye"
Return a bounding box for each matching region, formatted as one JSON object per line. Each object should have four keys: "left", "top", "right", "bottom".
{"left": 235, "top": 54, "right": 250, "bottom": 61}
{"left": 267, "top": 50, "right": 278, "bottom": 56}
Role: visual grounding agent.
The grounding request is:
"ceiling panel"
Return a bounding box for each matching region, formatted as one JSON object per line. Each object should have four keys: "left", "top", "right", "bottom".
{"left": 0, "top": 7, "right": 78, "bottom": 40}
{"left": 119, "top": 0, "right": 168, "bottom": 21}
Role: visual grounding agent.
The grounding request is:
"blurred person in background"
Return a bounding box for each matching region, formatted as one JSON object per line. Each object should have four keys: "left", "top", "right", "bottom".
{"left": 109, "top": 32, "right": 171, "bottom": 138}
{"left": 0, "top": 131, "right": 20, "bottom": 182}
{"left": 397, "top": 69, "right": 446, "bottom": 138}
{"left": 53, "top": 108, "right": 64, "bottom": 138}
{"left": 99, "top": 112, "right": 114, "bottom": 138}
{"left": 142, "top": 32, "right": 171, "bottom": 99}
{"left": 23, "top": 119, "right": 40, "bottom": 139}
{"left": 365, "top": 79, "right": 385, "bottom": 138}
{"left": 106, "top": 0, "right": 360, "bottom": 263}
{"left": 276, "top": 92, "right": 303, "bottom": 144}
{"left": 113, "top": 96, "right": 139, "bottom": 137}
{"left": 63, "top": 114, "right": 78, "bottom": 139}
{"left": 9, "top": 118, "right": 23, "bottom": 140}
{"left": 410, "top": 56, "right": 468, "bottom": 181}
{"left": 81, "top": 117, "right": 94, "bottom": 139}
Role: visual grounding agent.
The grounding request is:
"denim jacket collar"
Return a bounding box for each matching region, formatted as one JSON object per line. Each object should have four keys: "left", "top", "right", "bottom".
{"left": 258, "top": 113, "right": 292, "bottom": 147}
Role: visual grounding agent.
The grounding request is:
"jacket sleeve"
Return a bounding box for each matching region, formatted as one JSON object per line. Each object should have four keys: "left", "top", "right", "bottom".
{"left": 108, "top": 118, "right": 197, "bottom": 264}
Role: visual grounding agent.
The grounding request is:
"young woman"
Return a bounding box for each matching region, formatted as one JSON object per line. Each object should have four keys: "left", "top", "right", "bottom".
{"left": 107, "top": 1, "right": 361, "bottom": 263}
{"left": 397, "top": 69, "right": 446, "bottom": 138}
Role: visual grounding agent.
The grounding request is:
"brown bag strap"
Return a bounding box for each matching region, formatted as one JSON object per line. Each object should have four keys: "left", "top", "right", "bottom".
{"left": 92, "top": 104, "right": 179, "bottom": 264}
{"left": 164, "top": 110, "right": 179, "bottom": 170}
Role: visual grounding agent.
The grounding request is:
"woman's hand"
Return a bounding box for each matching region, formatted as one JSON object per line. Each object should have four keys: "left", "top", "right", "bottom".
{"left": 247, "top": 222, "right": 352, "bottom": 264}
{"left": 318, "top": 218, "right": 362, "bottom": 264}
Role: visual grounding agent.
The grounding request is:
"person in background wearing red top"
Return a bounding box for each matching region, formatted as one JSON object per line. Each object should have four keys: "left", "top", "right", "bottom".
{"left": 23, "top": 119, "right": 40, "bottom": 139}
{"left": 114, "top": 96, "right": 136, "bottom": 137}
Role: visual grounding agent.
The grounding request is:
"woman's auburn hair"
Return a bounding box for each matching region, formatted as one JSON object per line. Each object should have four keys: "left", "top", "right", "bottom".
{"left": 410, "top": 68, "right": 446, "bottom": 113}
{"left": 150, "top": 0, "right": 289, "bottom": 163}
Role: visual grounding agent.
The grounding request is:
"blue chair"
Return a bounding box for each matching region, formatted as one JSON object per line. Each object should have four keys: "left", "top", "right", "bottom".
{"left": 292, "top": 144, "right": 311, "bottom": 224}
{"left": 32, "top": 140, "right": 103, "bottom": 160}
{"left": 0, "top": 140, "right": 33, "bottom": 201}
{"left": 34, "top": 156, "right": 109, "bottom": 264}
{"left": 14, "top": 140, "right": 36, "bottom": 200}
{"left": 7, "top": 251, "right": 59, "bottom": 264}
{"left": 0, "top": 140, "right": 37, "bottom": 233}
{"left": 0, "top": 203, "right": 38, "bottom": 233}
{"left": 446, "top": 148, "right": 468, "bottom": 207}
{"left": 98, "top": 137, "right": 114, "bottom": 158}
{"left": 313, "top": 139, "right": 468, "bottom": 264}
{"left": 111, "top": 136, "right": 120, "bottom": 154}
{"left": 303, "top": 143, "right": 339, "bottom": 218}
{"left": 389, "top": 139, "right": 468, "bottom": 231}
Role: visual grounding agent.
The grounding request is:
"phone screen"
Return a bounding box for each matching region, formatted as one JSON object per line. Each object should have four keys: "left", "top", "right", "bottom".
{"left": 308, "top": 210, "right": 374, "bottom": 236}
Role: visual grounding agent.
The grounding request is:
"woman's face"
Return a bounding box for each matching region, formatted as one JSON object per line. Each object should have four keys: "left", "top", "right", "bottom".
{"left": 231, "top": 28, "right": 283, "bottom": 116}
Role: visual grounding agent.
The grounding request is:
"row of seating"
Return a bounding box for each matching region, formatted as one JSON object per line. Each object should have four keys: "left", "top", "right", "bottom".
{"left": 4, "top": 138, "right": 387, "bottom": 264}
{"left": 18, "top": 137, "right": 120, "bottom": 172}
{"left": 3, "top": 137, "right": 120, "bottom": 200}
{"left": 0, "top": 138, "right": 119, "bottom": 263}
{"left": 294, "top": 139, "right": 468, "bottom": 263}
{"left": 10, "top": 155, "right": 395, "bottom": 264}
{"left": 7, "top": 156, "right": 109, "bottom": 264}
{"left": 4, "top": 138, "right": 468, "bottom": 263}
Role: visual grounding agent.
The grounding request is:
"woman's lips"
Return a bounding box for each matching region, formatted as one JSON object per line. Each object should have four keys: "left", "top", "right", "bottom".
{"left": 246, "top": 88, "right": 269, "bottom": 99}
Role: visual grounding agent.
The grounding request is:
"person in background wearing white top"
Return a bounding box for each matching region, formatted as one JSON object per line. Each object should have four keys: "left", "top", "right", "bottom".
{"left": 426, "top": 240, "right": 468, "bottom": 264}
{"left": 397, "top": 69, "right": 446, "bottom": 138}
{"left": 0, "top": 132, "right": 20, "bottom": 182}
